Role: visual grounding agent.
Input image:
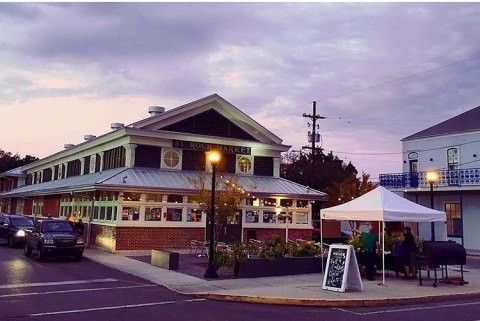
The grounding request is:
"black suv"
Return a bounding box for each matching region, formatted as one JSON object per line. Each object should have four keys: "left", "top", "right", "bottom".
{"left": 0, "top": 214, "right": 34, "bottom": 247}
{"left": 24, "top": 219, "right": 84, "bottom": 261}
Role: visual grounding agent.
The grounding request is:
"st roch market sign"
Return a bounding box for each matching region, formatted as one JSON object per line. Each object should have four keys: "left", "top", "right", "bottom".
{"left": 172, "top": 139, "right": 252, "bottom": 155}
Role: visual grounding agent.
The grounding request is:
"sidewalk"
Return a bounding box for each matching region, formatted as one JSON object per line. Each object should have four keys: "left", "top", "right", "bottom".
{"left": 84, "top": 248, "right": 480, "bottom": 307}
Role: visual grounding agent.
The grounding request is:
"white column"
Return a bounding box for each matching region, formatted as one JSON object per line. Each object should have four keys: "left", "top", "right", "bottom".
{"left": 80, "top": 158, "right": 85, "bottom": 175}
{"left": 124, "top": 144, "right": 137, "bottom": 168}
{"left": 99, "top": 152, "right": 105, "bottom": 172}
{"left": 273, "top": 157, "right": 280, "bottom": 177}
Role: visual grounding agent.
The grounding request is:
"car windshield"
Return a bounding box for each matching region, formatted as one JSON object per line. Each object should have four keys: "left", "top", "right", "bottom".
{"left": 11, "top": 218, "right": 34, "bottom": 228}
{"left": 41, "top": 221, "right": 73, "bottom": 233}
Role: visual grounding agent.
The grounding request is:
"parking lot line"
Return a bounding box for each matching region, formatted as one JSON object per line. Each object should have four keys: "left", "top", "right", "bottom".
{"left": 0, "top": 284, "right": 157, "bottom": 298}
{"left": 332, "top": 300, "right": 480, "bottom": 316}
{"left": 29, "top": 298, "right": 207, "bottom": 317}
{"left": 0, "top": 278, "right": 118, "bottom": 289}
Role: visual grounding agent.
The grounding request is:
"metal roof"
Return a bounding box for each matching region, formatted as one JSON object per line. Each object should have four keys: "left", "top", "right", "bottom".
{"left": 0, "top": 167, "right": 326, "bottom": 200}
{"left": 403, "top": 105, "right": 480, "bottom": 141}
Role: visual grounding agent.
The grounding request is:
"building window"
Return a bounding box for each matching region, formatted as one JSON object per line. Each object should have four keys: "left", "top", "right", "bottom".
{"left": 123, "top": 192, "right": 141, "bottom": 202}
{"left": 245, "top": 210, "right": 259, "bottom": 223}
{"left": 261, "top": 198, "right": 276, "bottom": 207}
{"left": 167, "top": 194, "right": 183, "bottom": 203}
{"left": 297, "top": 200, "right": 309, "bottom": 208}
{"left": 294, "top": 212, "right": 308, "bottom": 224}
{"left": 280, "top": 199, "right": 293, "bottom": 207}
{"left": 262, "top": 211, "right": 277, "bottom": 223}
{"left": 165, "top": 208, "right": 182, "bottom": 221}
{"left": 122, "top": 207, "right": 140, "bottom": 221}
{"left": 145, "top": 207, "right": 162, "bottom": 221}
{"left": 106, "top": 207, "right": 113, "bottom": 221}
{"left": 447, "top": 148, "right": 459, "bottom": 170}
{"left": 187, "top": 208, "right": 202, "bottom": 222}
{"left": 445, "top": 203, "right": 462, "bottom": 237}
{"left": 237, "top": 156, "right": 253, "bottom": 174}
{"left": 146, "top": 193, "right": 162, "bottom": 203}
{"left": 162, "top": 149, "right": 181, "bottom": 169}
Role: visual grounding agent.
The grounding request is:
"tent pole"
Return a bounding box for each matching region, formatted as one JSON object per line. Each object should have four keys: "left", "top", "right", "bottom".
{"left": 320, "top": 215, "right": 324, "bottom": 273}
{"left": 382, "top": 220, "right": 386, "bottom": 286}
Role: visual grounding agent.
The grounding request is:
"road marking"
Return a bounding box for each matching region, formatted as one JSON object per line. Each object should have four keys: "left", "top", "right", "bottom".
{"left": 29, "top": 298, "right": 207, "bottom": 316}
{"left": 0, "top": 278, "right": 118, "bottom": 289}
{"left": 0, "top": 284, "right": 157, "bottom": 298}
{"left": 333, "top": 300, "right": 480, "bottom": 316}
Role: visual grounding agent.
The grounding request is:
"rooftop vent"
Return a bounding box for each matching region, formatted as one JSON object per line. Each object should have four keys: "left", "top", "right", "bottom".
{"left": 111, "top": 122, "right": 124, "bottom": 130}
{"left": 84, "top": 135, "right": 96, "bottom": 141}
{"left": 148, "top": 106, "right": 165, "bottom": 116}
{"left": 64, "top": 144, "right": 75, "bottom": 149}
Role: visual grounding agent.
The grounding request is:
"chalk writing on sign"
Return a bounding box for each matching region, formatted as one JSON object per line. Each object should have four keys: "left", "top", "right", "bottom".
{"left": 325, "top": 248, "right": 347, "bottom": 289}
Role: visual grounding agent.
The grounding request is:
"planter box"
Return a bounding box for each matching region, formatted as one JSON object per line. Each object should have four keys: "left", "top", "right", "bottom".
{"left": 151, "top": 250, "right": 179, "bottom": 270}
{"left": 235, "top": 256, "right": 324, "bottom": 278}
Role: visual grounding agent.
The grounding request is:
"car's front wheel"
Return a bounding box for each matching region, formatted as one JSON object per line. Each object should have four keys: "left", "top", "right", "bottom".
{"left": 36, "top": 245, "right": 45, "bottom": 262}
{"left": 24, "top": 243, "right": 32, "bottom": 256}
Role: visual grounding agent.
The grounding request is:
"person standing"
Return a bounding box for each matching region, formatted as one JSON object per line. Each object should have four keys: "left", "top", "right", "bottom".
{"left": 355, "top": 226, "right": 379, "bottom": 281}
{"left": 403, "top": 226, "right": 418, "bottom": 279}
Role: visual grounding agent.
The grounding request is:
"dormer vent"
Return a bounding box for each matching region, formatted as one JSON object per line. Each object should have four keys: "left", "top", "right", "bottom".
{"left": 148, "top": 106, "right": 165, "bottom": 116}
{"left": 64, "top": 144, "right": 75, "bottom": 149}
{"left": 84, "top": 135, "right": 96, "bottom": 141}
{"left": 111, "top": 123, "right": 124, "bottom": 130}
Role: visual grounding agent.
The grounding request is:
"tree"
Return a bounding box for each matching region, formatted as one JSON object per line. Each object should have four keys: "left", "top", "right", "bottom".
{"left": 281, "top": 150, "right": 357, "bottom": 192}
{"left": 281, "top": 149, "right": 358, "bottom": 221}
{"left": 323, "top": 172, "right": 376, "bottom": 230}
{"left": 0, "top": 149, "right": 38, "bottom": 173}
{"left": 188, "top": 173, "right": 252, "bottom": 242}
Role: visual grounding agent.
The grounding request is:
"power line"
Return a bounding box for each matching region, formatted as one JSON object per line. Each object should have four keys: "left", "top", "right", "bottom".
{"left": 300, "top": 53, "right": 480, "bottom": 107}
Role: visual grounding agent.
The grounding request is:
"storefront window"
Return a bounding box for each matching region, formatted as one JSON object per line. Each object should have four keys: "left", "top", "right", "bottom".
{"left": 295, "top": 213, "right": 308, "bottom": 224}
{"left": 245, "top": 210, "right": 259, "bottom": 223}
{"left": 99, "top": 207, "right": 106, "bottom": 220}
{"left": 261, "top": 198, "right": 276, "bottom": 207}
{"left": 165, "top": 208, "right": 182, "bottom": 221}
{"left": 123, "top": 192, "right": 141, "bottom": 202}
{"left": 167, "top": 194, "right": 183, "bottom": 203}
{"left": 113, "top": 206, "right": 117, "bottom": 221}
{"left": 146, "top": 193, "right": 162, "bottom": 203}
{"left": 262, "top": 211, "right": 277, "bottom": 223}
{"left": 145, "top": 207, "right": 162, "bottom": 221}
{"left": 297, "top": 200, "right": 309, "bottom": 208}
{"left": 280, "top": 199, "right": 293, "bottom": 207}
{"left": 187, "top": 209, "right": 202, "bottom": 222}
{"left": 106, "top": 207, "right": 113, "bottom": 221}
{"left": 122, "top": 207, "right": 140, "bottom": 221}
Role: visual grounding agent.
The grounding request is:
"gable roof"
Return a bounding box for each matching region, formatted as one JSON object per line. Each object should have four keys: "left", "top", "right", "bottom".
{"left": 129, "top": 94, "right": 284, "bottom": 145}
{"left": 403, "top": 105, "right": 480, "bottom": 141}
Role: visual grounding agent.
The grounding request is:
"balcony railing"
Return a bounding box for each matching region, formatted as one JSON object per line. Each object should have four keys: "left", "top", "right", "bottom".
{"left": 379, "top": 168, "right": 480, "bottom": 189}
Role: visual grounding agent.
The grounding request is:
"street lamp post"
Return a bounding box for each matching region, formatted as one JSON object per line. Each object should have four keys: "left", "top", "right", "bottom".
{"left": 204, "top": 151, "right": 221, "bottom": 279}
{"left": 426, "top": 171, "right": 439, "bottom": 241}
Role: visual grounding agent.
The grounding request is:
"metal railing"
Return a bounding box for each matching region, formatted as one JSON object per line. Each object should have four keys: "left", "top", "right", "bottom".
{"left": 379, "top": 168, "right": 480, "bottom": 189}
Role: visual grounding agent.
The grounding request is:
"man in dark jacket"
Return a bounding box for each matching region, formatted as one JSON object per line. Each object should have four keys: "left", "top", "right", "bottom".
{"left": 403, "top": 226, "right": 417, "bottom": 279}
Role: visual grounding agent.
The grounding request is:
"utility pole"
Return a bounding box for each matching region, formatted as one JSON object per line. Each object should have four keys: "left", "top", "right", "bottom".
{"left": 302, "top": 101, "right": 326, "bottom": 188}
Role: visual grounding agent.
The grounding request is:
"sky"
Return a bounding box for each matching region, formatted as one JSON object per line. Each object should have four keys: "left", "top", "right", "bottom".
{"left": 1, "top": 2, "right": 480, "bottom": 180}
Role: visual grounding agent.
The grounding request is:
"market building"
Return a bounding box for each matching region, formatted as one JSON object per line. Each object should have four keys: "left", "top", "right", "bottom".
{"left": 0, "top": 94, "right": 329, "bottom": 252}
{"left": 380, "top": 105, "right": 480, "bottom": 251}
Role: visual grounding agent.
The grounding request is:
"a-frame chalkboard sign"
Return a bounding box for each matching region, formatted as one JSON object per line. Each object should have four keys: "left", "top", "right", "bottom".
{"left": 322, "top": 244, "right": 363, "bottom": 292}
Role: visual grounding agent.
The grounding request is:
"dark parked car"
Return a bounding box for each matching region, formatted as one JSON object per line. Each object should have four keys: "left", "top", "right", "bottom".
{"left": 24, "top": 219, "right": 84, "bottom": 261}
{"left": 0, "top": 214, "right": 34, "bottom": 247}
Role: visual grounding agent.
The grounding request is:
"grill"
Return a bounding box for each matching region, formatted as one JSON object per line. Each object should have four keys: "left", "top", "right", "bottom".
{"left": 416, "top": 241, "right": 467, "bottom": 287}
{"left": 55, "top": 238, "right": 76, "bottom": 247}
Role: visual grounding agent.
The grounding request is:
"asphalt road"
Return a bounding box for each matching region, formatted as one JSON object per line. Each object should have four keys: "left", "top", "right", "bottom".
{"left": 1, "top": 244, "right": 480, "bottom": 321}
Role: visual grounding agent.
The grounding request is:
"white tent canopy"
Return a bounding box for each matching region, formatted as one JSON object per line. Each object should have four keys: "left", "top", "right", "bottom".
{"left": 319, "top": 186, "right": 446, "bottom": 287}
{"left": 321, "top": 186, "right": 446, "bottom": 222}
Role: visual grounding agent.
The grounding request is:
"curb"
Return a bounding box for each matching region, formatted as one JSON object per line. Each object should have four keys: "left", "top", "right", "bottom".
{"left": 190, "top": 291, "right": 480, "bottom": 308}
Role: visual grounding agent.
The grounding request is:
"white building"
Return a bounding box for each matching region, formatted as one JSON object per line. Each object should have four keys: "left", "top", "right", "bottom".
{"left": 380, "top": 105, "right": 480, "bottom": 250}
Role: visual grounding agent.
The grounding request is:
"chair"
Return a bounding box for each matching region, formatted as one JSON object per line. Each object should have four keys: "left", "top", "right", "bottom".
{"left": 189, "top": 240, "right": 206, "bottom": 257}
